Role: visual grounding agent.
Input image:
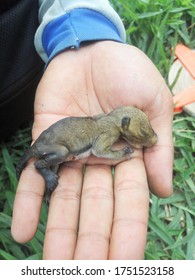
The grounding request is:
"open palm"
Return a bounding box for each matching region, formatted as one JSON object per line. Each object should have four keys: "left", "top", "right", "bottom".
{"left": 12, "top": 41, "right": 173, "bottom": 259}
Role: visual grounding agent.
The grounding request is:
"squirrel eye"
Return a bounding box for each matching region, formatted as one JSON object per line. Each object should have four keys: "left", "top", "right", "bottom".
{"left": 140, "top": 128, "right": 149, "bottom": 137}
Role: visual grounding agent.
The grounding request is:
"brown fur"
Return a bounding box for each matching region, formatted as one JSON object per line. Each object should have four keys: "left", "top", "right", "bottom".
{"left": 16, "top": 106, "right": 157, "bottom": 201}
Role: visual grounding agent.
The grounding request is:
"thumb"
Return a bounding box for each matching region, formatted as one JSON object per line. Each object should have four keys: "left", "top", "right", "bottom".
{"left": 144, "top": 85, "right": 174, "bottom": 197}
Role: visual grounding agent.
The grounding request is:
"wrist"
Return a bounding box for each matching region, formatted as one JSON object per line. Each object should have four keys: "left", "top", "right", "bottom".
{"left": 35, "top": 7, "right": 126, "bottom": 64}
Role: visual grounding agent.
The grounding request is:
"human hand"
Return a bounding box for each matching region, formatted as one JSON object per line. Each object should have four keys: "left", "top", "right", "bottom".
{"left": 11, "top": 41, "right": 173, "bottom": 259}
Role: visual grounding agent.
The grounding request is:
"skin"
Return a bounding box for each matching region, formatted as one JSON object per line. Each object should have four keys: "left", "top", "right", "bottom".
{"left": 11, "top": 41, "right": 173, "bottom": 260}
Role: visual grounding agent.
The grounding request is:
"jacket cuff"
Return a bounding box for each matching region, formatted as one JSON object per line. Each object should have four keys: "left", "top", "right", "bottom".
{"left": 37, "top": 8, "right": 125, "bottom": 63}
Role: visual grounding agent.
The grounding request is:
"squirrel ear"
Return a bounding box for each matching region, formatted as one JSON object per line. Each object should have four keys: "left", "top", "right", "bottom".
{"left": 121, "top": 116, "right": 131, "bottom": 130}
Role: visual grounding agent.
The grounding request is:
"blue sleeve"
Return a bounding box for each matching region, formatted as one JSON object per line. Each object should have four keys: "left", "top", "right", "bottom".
{"left": 35, "top": 0, "right": 126, "bottom": 63}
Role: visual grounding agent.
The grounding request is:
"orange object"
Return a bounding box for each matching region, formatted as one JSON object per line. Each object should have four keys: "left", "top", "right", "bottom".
{"left": 172, "top": 44, "right": 195, "bottom": 113}
{"left": 174, "top": 44, "right": 195, "bottom": 79}
{"left": 173, "top": 84, "right": 195, "bottom": 113}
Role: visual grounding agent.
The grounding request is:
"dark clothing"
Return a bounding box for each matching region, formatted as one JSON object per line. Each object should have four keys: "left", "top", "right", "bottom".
{"left": 0, "top": 0, "right": 44, "bottom": 139}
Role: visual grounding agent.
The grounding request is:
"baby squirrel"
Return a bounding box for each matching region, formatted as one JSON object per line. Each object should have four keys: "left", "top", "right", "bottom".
{"left": 16, "top": 106, "right": 157, "bottom": 201}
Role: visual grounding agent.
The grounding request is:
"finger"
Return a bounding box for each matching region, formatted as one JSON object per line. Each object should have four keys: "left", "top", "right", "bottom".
{"left": 74, "top": 165, "right": 113, "bottom": 260}
{"left": 109, "top": 156, "right": 149, "bottom": 260}
{"left": 145, "top": 93, "right": 174, "bottom": 197}
{"left": 11, "top": 161, "right": 44, "bottom": 243}
{"left": 144, "top": 130, "right": 173, "bottom": 197}
{"left": 43, "top": 162, "right": 83, "bottom": 260}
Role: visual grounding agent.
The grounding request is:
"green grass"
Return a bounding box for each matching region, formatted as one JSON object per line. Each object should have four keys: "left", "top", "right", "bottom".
{"left": 0, "top": 127, "right": 47, "bottom": 260}
{"left": 146, "top": 115, "right": 195, "bottom": 260}
{"left": 0, "top": 0, "right": 195, "bottom": 260}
